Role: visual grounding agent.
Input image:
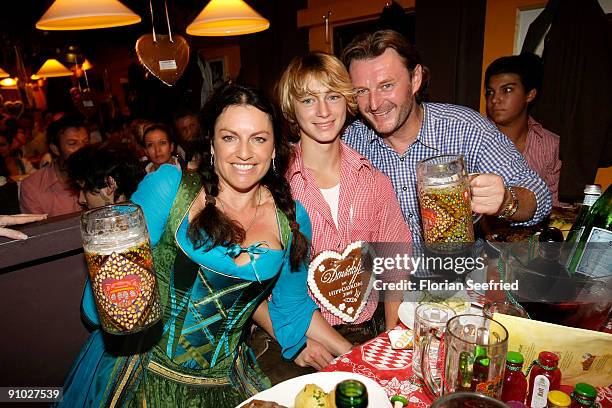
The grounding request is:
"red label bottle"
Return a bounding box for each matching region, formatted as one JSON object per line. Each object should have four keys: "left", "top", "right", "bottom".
{"left": 501, "top": 351, "right": 527, "bottom": 403}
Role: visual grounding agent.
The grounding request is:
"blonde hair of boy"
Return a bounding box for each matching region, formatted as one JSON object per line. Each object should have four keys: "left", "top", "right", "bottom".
{"left": 278, "top": 52, "right": 357, "bottom": 135}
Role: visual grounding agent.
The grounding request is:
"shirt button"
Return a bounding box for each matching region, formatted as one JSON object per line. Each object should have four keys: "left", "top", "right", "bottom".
{"left": 400, "top": 157, "right": 405, "bottom": 162}
{"left": 409, "top": 213, "right": 413, "bottom": 218}
{"left": 402, "top": 186, "right": 407, "bottom": 191}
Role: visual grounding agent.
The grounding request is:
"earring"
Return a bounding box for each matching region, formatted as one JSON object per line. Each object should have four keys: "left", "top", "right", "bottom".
{"left": 210, "top": 153, "right": 214, "bottom": 166}
{"left": 272, "top": 157, "right": 276, "bottom": 173}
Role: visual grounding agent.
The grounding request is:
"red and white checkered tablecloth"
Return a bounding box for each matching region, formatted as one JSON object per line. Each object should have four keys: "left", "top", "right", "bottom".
{"left": 322, "top": 331, "right": 612, "bottom": 408}
{"left": 322, "top": 331, "right": 433, "bottom": 407}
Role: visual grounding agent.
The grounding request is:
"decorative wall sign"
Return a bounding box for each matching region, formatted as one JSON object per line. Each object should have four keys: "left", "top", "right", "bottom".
{"left": 308, "top": 241, "right": 374, "bottom": 323}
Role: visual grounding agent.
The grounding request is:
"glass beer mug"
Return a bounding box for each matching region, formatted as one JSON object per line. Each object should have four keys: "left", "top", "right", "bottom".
{"left": 422, "top": 314, "right": 509, "bottom": 399}
{"left": 80, "top": 204, "right": 161, "bottom": 335}
{"left": 417, "top": 154, "right": 475, "bottom": 252}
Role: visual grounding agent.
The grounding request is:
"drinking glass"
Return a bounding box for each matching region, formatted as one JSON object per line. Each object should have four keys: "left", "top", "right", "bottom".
{"left": 80, "top": 204, "right": 161, "bottom": 335}
{"left": 417, "top": 154, "right": 475, "bottom": 252}
{"left": 423, "top": 314, "right": 508, "bottom": 399}
{"left": 412, "top": 303, "right": 456, "bottom": 378}
{"left": 430, "top": 392, "right": 511, "bottom": 408}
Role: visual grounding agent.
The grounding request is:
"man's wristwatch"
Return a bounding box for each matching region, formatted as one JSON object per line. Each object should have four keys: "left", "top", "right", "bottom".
{"left": 498, "top": 186, "right": 519, "bottom": 220}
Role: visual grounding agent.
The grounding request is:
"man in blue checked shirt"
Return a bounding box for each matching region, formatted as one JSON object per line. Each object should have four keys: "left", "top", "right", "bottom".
{"left": 340, "top": 30, "right": 551, "bottom": 243}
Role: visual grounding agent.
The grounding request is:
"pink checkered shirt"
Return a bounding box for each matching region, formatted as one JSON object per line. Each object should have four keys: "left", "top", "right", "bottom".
{"left": 288, "top": 142, "right": 412, "bottom": 326}
{"left": 525, "top": 117, "right": 562, "bottom": 206}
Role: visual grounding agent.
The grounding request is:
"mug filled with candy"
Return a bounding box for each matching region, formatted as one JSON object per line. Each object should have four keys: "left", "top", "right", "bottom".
{"left": 80, "top": 204, "right": 161, "bottom": 335}
{"left": 417, "top": 154, "right": 475, "bottom": 252}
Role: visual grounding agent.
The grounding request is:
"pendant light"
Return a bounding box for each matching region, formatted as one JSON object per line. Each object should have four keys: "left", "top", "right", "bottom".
{"left": 0, "top": 67, "right": 9, "bottom": 78}
{"left": 35, "top": 59, "right": 73, "bottom": 78}
{"left": 186, "top": 0, "right": 269, "bottom": 36}
{"left": 36, "top": 0, "right": 141, "bottom": 31}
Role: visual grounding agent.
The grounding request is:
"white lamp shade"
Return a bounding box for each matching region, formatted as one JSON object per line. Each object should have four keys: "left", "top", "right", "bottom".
{"left": 36, "top": 0, "right": 141, "bottom": 30}
{"left": 0, "top": 67, "right": 9, "bottom": 78}
{"left": 36, "top": 59, "right": 74, "bottom": 78}
{"left": 186, "top": 0, "right": 269, "bottom": 36}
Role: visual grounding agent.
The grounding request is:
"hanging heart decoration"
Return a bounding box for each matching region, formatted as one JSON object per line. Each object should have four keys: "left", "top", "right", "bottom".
{"left": 4, "top": 101, "right": 25, "bottom": 118}
{"left": 136, "top": 34, "right": 189, "bottom": 87}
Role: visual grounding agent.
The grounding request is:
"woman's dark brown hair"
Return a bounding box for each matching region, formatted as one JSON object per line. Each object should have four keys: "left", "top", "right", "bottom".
{"left": 188, "top": 83, "right": 309, "bottom": 271}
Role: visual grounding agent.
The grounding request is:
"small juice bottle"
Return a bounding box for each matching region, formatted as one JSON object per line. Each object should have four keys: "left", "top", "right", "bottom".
{"left": 527, "top": 351, "right": 562, "bottom": 408}
{"left": 501, "top": 351, "right": 527, "bottom": 403}
{"left": 570, "top": 383, "right": 597, "bottom": 408}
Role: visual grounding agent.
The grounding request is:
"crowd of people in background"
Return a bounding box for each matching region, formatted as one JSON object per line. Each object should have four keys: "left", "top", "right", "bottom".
{"left": 0, "top": 28, "right": 562, "bottom": 407}
{"left": 0, "top": 98, "right": 204, "bottom": 217}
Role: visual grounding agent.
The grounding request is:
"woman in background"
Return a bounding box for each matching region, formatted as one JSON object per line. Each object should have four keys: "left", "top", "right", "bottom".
{"left": 141, "top": 123, "right": 181, "bottom": 173}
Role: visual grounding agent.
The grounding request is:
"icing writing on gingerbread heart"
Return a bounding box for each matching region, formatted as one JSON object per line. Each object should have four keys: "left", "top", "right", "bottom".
{"left": 308, "top": 241, "right": 374, "bottom": 323}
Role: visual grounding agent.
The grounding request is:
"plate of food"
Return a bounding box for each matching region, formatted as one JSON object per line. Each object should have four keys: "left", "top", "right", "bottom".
{"left": 237, "top": 371, "right": 391, "bottom": 408}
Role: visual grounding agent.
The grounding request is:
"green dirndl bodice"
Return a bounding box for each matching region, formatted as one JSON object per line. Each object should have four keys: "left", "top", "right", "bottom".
{"left": 110, "top": 172, "right": 292, "bottom": 408}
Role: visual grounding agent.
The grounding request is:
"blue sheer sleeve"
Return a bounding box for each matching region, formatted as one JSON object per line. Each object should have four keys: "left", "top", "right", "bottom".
{"left": 268, "top": 201, "right": 318, "bottom": 360}
{"left": 80, "top": 165, "right": 182, "bottom": 327}
{"left": 131, "top": 164, "right": 182, "bottom": 245}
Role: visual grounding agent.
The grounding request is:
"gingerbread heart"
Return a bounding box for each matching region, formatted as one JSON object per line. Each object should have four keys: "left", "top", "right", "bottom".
{"left": 308, "top": 241, "right": 374, "bottom": 323}
{"left": 93, "top": 252, "right": 159, "bottom": 332}
{"left": 4, "top": 100, "right": 24, "bottom": 118}
{"left": 135, "top": 34, "right": 189, "bottom": 87}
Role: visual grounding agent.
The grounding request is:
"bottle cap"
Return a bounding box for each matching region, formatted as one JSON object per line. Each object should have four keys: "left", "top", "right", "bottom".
{"left": 573, "top": 382, "right": 597, "bottom": 398}
{"left": 584, "top": 184, "right": 602, "bottom": 195}
{"left": 538, "top": 351, "right": 559, "bottom": 366}
{"left": 547, "top": 390, "right": 571, "bottom": 406}
{"left": 506, "top": 351, "right": 524, "bottom": 364}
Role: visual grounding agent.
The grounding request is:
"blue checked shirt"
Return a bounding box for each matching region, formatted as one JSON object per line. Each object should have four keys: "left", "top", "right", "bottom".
{"left": 343, "top": 103, "right": 552, "bottom": 243}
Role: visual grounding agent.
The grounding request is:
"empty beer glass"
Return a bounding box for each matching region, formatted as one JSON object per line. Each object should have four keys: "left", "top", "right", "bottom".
{"left": 80, "top": 204, "right": 161, "bottom": 335}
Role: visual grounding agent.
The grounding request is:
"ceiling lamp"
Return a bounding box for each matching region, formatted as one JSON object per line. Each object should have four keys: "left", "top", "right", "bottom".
{"left": 36, "top": 59, "right": 73, "bottom": 78}
{"left": 186, "top": 0, "right": 269, "bottom": 36}
{"left": 0, "top": 67, "right": 9, "bottom": 78}
{"left": 81, "top": 59, "right": 94, "bottom": 71}
{"left": 0, "top": 78, "right": 18, "bottom": 87}
{"left": 36, "top": 0, "right": 141, "bottom": 31}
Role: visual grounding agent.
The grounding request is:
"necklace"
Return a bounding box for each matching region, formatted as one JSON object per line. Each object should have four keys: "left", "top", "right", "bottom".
{"left": 218, "top": 187, "right": 262, "bottom": 233}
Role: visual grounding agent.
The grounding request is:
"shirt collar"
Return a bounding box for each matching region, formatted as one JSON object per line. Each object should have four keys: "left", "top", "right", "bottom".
{"left": 527, "top": 116, "right": 544, "bottom": 139}
{"left": 41, "top": 162, "right": 62, "bottom": 192}
{"left": 360, "top": 103, "right": 439, "bottom": 152}
{"left": 286, "top": 141, "right": 371, "bottom": 182}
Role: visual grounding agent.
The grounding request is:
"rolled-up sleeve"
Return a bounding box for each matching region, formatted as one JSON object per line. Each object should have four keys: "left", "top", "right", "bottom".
{"left": 475, "top": 127, "right": 552, "bottom": 225}
{"left": 268, "top": 201, "right": 318, "bottom": 360}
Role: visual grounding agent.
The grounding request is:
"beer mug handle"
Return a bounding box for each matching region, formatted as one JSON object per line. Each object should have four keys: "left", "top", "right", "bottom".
{"left": 468, "top": 173, "right": 483, "bottom": 224}
{"left": 421, "top": 329, "right": 445, "bottom": 398}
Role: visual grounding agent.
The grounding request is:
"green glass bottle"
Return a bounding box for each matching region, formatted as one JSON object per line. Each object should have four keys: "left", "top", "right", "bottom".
{"left": 566, "top": 184, "right": 612, "bottom": 277}
{"left": 566, "top": 185, "right": 602, "bottom": 243}
{"left": 335, "top": 380, "right": 368, "bottom": 408}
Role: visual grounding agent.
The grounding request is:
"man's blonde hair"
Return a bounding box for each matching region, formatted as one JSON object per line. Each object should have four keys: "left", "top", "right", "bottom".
{"left": 277, "top": 52, "right": 357, "bottom": 135}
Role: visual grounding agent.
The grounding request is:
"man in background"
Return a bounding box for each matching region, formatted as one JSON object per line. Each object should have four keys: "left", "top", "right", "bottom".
{"left": 20, "top": 115, "right": 89, "bottom": 216}
{"left": 485, "top": 54, "right": 561, "bottom": 206}
{"left": 173, "top": 109, "right": 201, "bottom": 170}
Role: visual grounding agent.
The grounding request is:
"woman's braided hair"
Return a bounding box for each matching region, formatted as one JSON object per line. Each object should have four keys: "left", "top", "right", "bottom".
{"left": 188, "top": 83, "right": 309, "bottom": 271}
